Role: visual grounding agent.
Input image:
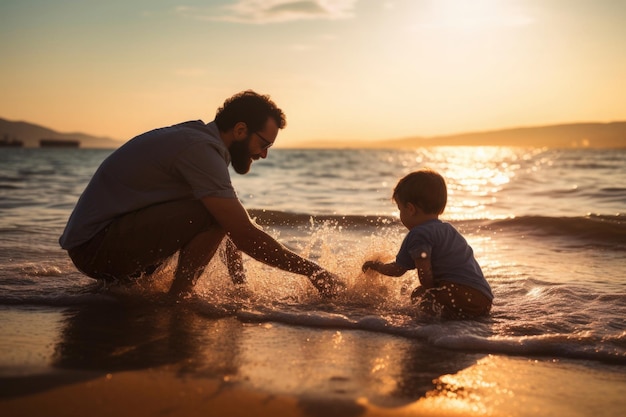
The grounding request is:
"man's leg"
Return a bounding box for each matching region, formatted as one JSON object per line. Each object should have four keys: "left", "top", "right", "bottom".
{"left": 69, "top": 200, "right": 218, "bottom": 283}
{"left": 224, "top": 237, "right": 246, "bottom": 285}
{"left": 169, "top": 234, "right": 248, "bottom": 296}
{"left": 168, "top": 226, "right": 226, "bottom": 297}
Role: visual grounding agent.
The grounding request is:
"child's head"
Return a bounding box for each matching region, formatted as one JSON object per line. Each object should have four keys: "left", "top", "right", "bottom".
{"left": 393, "top": 169, "right": 447, "bottom": 215}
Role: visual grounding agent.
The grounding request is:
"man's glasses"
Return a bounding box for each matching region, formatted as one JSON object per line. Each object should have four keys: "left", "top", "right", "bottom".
{"left": 255, "top": 131, "right": 274, "bottom": 150}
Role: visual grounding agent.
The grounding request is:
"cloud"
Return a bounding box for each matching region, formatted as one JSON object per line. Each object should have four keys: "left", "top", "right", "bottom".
{"left": 410, "top": 1, "right": 535, "bottom": 30}
{"left": 177, "top": 0, "right": 359, "bottom": 24}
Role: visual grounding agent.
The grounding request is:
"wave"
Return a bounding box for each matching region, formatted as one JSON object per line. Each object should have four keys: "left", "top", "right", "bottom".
{"left": 248, "top": 209, "right": 626, "bottom": 249}
{"left": 0, "top": 293, "right": 119, "bottom": 307}
{"left": 248, "top": 209, "right": 396, "bottom": 228}
{"left": 2, "top": 239, "right": 624, "bottom": 367}
{"left": 5, "top": 291, "right": 622, "bottom": 366}
{"left": 236, "top": 308, "right": 626, "bottom": 365}
{"left": 484, "top": 214, "right": 626, "bottom": 248}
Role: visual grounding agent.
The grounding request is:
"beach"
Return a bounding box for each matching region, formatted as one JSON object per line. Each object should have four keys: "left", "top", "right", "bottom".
{"left": 1, "top": 147, "right": 625, "bottom": 416}
{"left": 4, "top": 0, "right": 626, "bottom": 413}
{"left": 2, "top": 306, "right": 625, "bottom": 417}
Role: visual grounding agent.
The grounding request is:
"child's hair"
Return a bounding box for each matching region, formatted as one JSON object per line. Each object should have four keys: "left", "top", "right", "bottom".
{"left": 392, "top": 169, "right": 447, "bottom": 215}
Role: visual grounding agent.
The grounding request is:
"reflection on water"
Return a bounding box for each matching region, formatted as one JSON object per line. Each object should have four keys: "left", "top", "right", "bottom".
{"left": 48, "top": 297, "right": 484, "bottom": 410}
{"left": 440, "top": 147, "right": 524, "bottom": 220}
{"left": 415, "top": 355, "right": 626, "bottom": 417}
{"left": 54, "top": 300, "right": 242, "bottom": 375}
{"left": 0, "top": 306, "right": 65, "bottom": 372}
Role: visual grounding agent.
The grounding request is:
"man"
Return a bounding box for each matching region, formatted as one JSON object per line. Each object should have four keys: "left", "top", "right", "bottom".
{"left": 60, "top": 90, "right": 342, "bottom": 297}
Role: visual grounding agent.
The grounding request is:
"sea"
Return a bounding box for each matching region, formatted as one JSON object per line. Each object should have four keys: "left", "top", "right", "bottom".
{"left": 1, "top": 146, "right": 625, "bottom": 413}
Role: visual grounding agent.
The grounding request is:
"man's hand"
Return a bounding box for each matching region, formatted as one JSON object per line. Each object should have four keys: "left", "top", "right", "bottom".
{"left": 309, "top": 270, "right": 346, "bottom": 298}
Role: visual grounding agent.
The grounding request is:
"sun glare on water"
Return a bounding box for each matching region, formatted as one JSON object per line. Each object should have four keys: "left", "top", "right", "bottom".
{"left": 429, "top": 147, "right": 523, "bottom": 220}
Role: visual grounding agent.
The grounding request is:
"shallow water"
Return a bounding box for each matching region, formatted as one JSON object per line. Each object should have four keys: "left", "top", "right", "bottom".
{"left": 1, "top": 147, "right": 625, "bottom": 375}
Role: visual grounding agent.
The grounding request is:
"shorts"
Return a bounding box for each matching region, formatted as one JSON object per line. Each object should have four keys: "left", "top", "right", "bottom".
{"left": 68, "top": 199, "right": 217, "bottom": 281}
{"left": 411, "top": 280, "right": 492, "bottom": 319}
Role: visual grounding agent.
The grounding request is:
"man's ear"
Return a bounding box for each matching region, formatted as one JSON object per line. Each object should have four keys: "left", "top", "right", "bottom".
{"left": 233, "top": 122, "right": 248, "bottom": 140}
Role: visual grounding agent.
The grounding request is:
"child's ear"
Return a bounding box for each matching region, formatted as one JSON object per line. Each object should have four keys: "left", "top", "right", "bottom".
{"left": 405, "top": 202, "right": 418, "bottom": 215}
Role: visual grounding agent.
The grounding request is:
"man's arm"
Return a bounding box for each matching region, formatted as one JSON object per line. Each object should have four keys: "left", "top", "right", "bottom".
{"left": 202, "top": 196, "right": 342, "bottom": 296}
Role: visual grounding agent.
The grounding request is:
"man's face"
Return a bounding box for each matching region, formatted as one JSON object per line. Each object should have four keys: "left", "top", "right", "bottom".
{"left": 229, "top": 118, "right": 278, "bottom": 175}
{"left": 229, "top": 136, "right": 254, "bottom": 174}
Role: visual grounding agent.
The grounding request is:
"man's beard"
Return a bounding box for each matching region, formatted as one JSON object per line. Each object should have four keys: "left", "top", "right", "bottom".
{"left": 229, "top": 136, "right": 253, "bottom": 174}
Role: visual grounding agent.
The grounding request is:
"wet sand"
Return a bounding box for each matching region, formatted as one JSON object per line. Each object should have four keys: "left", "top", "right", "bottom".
{"left": 2, "top": 354, "right": 625, "bottom": 417}
{"left": 1, "top": 304, "right": 625, "bottom": 417}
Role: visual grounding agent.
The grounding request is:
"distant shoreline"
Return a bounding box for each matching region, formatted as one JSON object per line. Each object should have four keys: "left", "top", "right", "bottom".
{"left": 2, "top": 117, "right": 625, "bottom": 149}
{"left": 286, "top": 121, "right": 626, "bottom": 149}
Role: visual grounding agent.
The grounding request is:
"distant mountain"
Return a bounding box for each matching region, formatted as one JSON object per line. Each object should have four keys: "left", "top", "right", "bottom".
{"left": 385, "top": 122, "right": 626, "bottom": 149}
{"left": 2, "top": 117, "right": 626, "bottom": 150}
{"left": 292, "top": 121, "right": 626, "bottom": 149}
{"left": 0, "top": 118, "right": 121, "bottom": 148}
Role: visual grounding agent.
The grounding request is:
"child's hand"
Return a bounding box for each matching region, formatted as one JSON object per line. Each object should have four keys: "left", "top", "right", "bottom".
{"left": 362, "top": 260, "right": 407, "bottom": 277}
{"left": 362, "top": 260, "right": 379, "bottom": 273}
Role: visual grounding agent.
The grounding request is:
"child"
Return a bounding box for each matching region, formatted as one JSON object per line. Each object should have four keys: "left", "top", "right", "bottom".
{"left": 362, "top": 169, "right": 493, "bottom": 319}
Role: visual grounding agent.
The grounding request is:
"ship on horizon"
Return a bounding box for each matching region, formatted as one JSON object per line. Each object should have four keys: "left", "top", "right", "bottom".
{"left": 39, "top": 139, "right": 80, "bottom": 148}
{"left": 0, "top": 135, "right": 23, "bottom": 147}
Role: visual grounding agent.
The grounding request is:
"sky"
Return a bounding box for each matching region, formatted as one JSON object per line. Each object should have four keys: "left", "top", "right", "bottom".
{"left": 2, "top": 0, "right": 625, "bottom": 146}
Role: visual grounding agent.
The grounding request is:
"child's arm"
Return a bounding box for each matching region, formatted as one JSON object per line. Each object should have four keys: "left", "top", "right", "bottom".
{"left": 362, "top": 260, "right": 407, "bottom": 277}
{"left": 414, "top": 252, "right": 434, "bottom": 288}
